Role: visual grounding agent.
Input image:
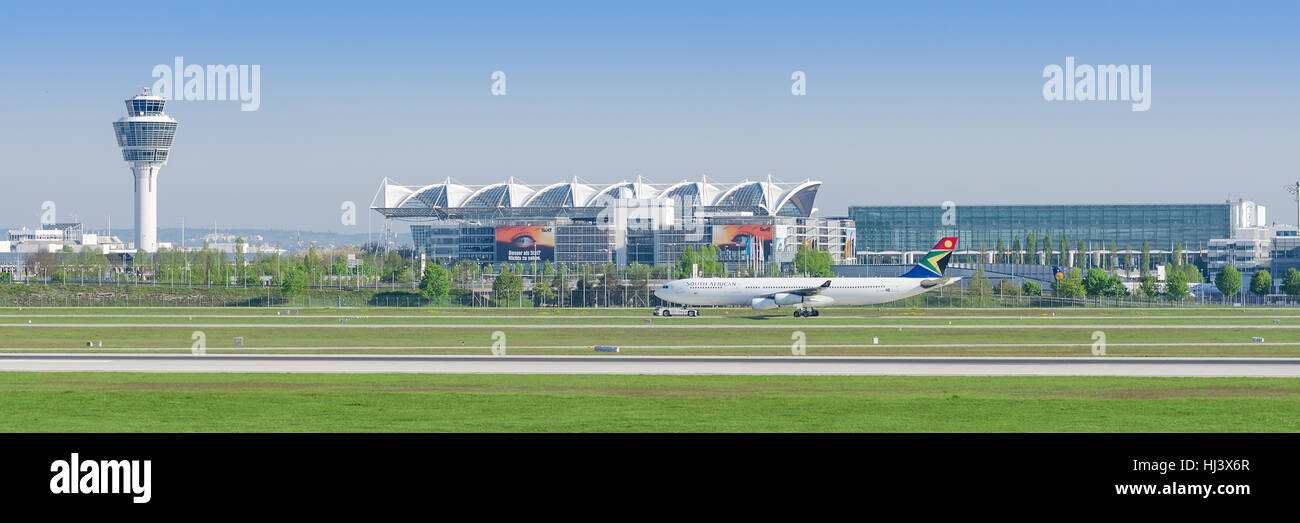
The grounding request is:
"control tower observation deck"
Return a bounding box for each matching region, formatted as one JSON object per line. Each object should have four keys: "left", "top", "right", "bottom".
{"left": 112, "top": 88, "right": 178, "bottom": 253}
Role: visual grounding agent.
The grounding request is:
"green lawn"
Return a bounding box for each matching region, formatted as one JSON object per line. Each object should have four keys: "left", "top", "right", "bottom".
{"left": 0, "top": 373, "right": 1296, "bottom": 432}
{"left": 1, "top": 306, "right": 1297, "bottom": 357}
{"left": 1, "top": 323, "right": 1296, "bottom": 357}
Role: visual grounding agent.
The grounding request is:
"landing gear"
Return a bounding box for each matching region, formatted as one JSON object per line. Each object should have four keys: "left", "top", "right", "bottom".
{"left": 794, "top": 308, "right": 820, "bottom": 318}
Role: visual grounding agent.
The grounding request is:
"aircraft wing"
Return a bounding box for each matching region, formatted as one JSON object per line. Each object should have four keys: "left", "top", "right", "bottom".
{"left": 764, "top": 279, "right": 832, "bottom": 297}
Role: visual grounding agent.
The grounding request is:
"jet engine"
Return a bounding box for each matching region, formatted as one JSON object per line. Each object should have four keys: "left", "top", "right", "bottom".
{"left": 771, "top": 293, "right": 803, "bottom": 306}
{"left": 750, "top": 297, "right": 779, "bottom": 310}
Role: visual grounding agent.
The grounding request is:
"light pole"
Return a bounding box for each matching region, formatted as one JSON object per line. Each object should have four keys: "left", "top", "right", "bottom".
{"left": 1287, "top": 181, "right": 1300, "bottom": 231}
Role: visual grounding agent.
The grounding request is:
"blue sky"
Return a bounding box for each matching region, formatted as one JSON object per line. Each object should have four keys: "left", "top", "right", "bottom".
{"left": 1, "top": 1, "right": 1297, "bottom": 233}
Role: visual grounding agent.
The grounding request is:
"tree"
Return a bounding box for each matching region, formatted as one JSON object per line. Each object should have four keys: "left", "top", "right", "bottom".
{"left": 418, "top": 264, "right": 451, "bottom": 303}
{"left": 1137, "top": 274, "right": 1160, "bottom": 300}
{"left": 1061, "top": 236, "right": 1070, "bottom": 267}
{"left": 1083, "top": 268, "right": 1111, "bottom": 299}
{"left": 492, "top": 269, "right": 523, "bottom": 306}
{"left": 1164, "top": 270, "right": 1189, "bottom": 302}
{"left": 1108, "top": 240, "right": 1118, "bottom": 270}
{"left": 534, "top": 262, "right": 558, "bottom": 306}
{"left": 996, "top": 279, "right": 1021, "bottom": 296}
{"left": 1140, "top": 240, "right": 1151, "bottom": 278}
{"left": 1103, "top": 274, "right": 1129, "bottom": 298}
{"left": 794, "top": 246, "right": 834, "bottom": 277}
{"left": 676, "top": 246, "right": 696, "bottom": 278}
{"left": 1282, "top": 268, "right": 1300, "bottom": 299}
{"left": 1042, "top": 233, "right": 1053, "bottom": 265}
{"left": 1052, "top": 268, "right": 1085, "bottom": 299}
{"left": 676, "top": 245, "right": 724, "bottom": 278}
{"left": 281, "top": 267, "right": 309, "bottom": 295}
{"left": 1022, "top": 281, "right": 1042, "bottom": 296}
{"left": 1026, "top": 233, "right": 1038, "bottom": 264}
{"left": 996, "top": 238, "right": 1005, "bottom": 263}
{"left": 381, "top": 250, "right": 411, "bottom": 283}
{"left": 550, "top": 264, "right": 568, "bottom": 307}
{"left": 0, "top": 272, "right": 11, "bottom": 283}
{"left": 234, "top": 237, "right": 246, "bottom": 283}
{"left": 1250, "top": 270, "right": 1272, "bottom": 300}
{"left": 627, "top": 263, "right": 652, "bottom": 306}
{"left": 968, "top": 267, "right": 993, "bottom": 297}
{"left": 1215, "top": 266, "right": 1242, "bottom": 303}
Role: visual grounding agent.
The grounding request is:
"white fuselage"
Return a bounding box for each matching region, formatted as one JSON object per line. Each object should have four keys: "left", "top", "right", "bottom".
{"left": 653, "top": 277, "right": 957, "bottom": 308}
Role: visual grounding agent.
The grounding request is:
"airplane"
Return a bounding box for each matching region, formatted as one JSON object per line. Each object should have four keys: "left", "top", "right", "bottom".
{"left": 653, "top": 237, "right": 960, "bottom": 317}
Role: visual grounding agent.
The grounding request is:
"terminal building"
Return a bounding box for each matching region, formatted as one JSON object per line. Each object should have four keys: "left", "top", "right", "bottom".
{"left": 370, "top": 176, "right": 855, "bottom": 269}
{"left": 848, "top": 202, "right": 1235, "bottom": 263}
{"left": 3, "top": 223, "right": 128, "bottom": 255}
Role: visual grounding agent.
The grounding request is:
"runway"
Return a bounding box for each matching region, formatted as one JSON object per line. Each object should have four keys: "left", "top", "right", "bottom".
{"left": 2, "top": 322, "right": 1298, "bottom": 329}
{"left": 1, "top": 354, "right": 1298, "bottom": 377}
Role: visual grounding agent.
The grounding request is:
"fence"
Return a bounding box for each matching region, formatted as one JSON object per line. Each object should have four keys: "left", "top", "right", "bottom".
{"left": 0, "top": 282, "right": 1292, "bottom": 309}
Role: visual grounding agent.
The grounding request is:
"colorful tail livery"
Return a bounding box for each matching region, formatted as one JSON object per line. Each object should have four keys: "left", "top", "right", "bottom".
{"left": 900, "top": 237, "right": 958, "bottom": 278}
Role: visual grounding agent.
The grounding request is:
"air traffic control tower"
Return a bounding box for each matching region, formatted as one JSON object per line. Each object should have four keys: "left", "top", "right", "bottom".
{"left": 112, "top": 89, "right": 178, "bottom": 252}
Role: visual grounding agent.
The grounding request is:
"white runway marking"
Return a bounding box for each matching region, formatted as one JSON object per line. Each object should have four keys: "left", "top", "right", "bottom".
{"left": 2, "top": 341, "right": 1299, "bottom": 351}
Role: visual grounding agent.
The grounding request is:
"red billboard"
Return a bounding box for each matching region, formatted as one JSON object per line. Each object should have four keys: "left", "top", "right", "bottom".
{"left": 495, "top": 226, "right": 555, "bottom": 263}
{"left": 712, "top": 224, "right": 773, "bottom": 262}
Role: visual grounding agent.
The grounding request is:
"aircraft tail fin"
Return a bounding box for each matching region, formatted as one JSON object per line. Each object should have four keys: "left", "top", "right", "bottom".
{"left": 900, "top": 237, "right": 958, "bottom": 278}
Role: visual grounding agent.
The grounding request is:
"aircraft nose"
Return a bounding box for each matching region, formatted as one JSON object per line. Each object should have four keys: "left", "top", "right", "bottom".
{"left": 653, "top": 284, "right": 671, "bottom": 300}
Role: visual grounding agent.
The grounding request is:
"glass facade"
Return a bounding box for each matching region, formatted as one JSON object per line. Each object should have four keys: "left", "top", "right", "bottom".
{"left": 410, "top": 224, "right": 461, "bottom": 258}
{"left": 525, "top": 185, "right": 574, "bottom": 207}
{"left": 112, "top": 120, "right": 177, "bottom": 162}
{"left": 555, "top": 225, "right": 615, "bottom": 264}
{"left": 112, "top": 121, "right": 177, "bottom": 147}
{"left": 127, "top": 99, "right": 165, "bottom": 116}
{"left": 462, "top": 185, "right": 509, "bottom": 207}
{"left": 849, "top": 204, "right": 1231, "bottom": 253}
{"left": 715, "top": 182, "right": 767, "bottom": 208}
{"left": 626, "top": 230, "right": 657, "bottom": 265}
{"left": 456, "top": 226, "right": 495, "bottom": 262}
{"left": 1270, "top": 236, "right": 1300, "bottom": 291}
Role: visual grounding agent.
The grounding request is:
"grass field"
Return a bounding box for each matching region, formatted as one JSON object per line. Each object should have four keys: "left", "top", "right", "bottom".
{"left": 2, "top": 306, "right": 1298, "bottom": 432}
{"left": 0, "top": 306, "right": 1296, "bottom": 357}
{"left": 0, "top": 372, "right": 1295, "bottom": 432}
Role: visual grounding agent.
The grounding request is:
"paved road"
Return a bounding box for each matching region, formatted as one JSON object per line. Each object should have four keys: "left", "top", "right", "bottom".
{"left": 3, "top": 314, "right": 1300, "bottom": 320}
{"left": 1, "top": 354, "right": 1298, "bottom": 377}
{"left": 4, "top": 342, "right": 1299, "bottom": 351}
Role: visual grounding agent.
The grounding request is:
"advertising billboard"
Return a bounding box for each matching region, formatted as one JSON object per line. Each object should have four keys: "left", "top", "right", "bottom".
{"left": 712, "top": 224, "right": 773, "bottom": 262}
{"left": 495, "top": 226, "right": 555, "bottom": 263}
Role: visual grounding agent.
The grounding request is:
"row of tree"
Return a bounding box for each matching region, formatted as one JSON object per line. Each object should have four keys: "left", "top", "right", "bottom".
{"left": 965, "top": 264, "right": 1300, "bottom": 303}
{"left": 977, "top": 235, "right": 1205, "bottom": 277}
